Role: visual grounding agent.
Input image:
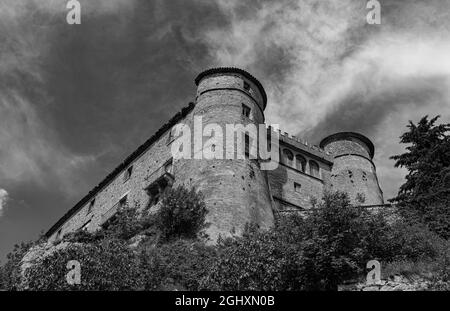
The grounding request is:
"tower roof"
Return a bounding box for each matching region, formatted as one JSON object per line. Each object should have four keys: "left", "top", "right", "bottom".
{"left": 195, "top": 67, "right": 267, "bottom": 110}
{"left": 319, "top": 132, "right": 375, "bottom": 159}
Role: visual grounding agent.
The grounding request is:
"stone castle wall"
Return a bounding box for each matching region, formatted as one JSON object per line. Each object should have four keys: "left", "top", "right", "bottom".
{"left": 47, "top": 68, "right": 384, "bottom": 243}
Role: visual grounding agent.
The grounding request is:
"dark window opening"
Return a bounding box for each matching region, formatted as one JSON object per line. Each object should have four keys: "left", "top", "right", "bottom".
{"left": 124, "top": 166, "right": 133, "bottom": 182}
{"left": 295, "top": 155, "right": 306, "bottom": 172}
{"left": 242, "top": 104, "right": 251, "bottom": 118}
{"left": 294, "top": 182, "right": 301, "bottom": 192}
{"left": 147, "top": 175, "right": 173, "bottom": 208}
{"left": 81, "top": 220, "right": 91, "bottom": 232}
{"left": 164, "top": 159, "right": 173, "bottom": 174}
{"left": 309, "top": 160, "right": 320, "bottom": 178}
{"left": 87, "top": 199, "right": 95, "bottom": 214}
{"left": 243, "top": 81, "right": 250, "bottom": 91}
{"left": 244, "top": 134, "right": 251, "bottom": 157}
{"left": 56, "top": 228, "right": 63, "bottom": 240}
{"left": 283, "top": 149, "right": 294, "bottom": 165}
{"left": 167, "top": 127, "right": 176, "bottom": 145}
{"left": 119, "top": 195, "right": 128, "bottom": 209}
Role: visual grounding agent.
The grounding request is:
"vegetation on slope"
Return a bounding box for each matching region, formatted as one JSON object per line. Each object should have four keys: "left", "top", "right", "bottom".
{"left": 0, "top": 115, "right": 448, "bottom": 291}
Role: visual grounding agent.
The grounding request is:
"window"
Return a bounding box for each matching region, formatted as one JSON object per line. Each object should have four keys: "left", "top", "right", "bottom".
{"left": 87, "top": 199, "right": 95, "bottom": 214}
{"left": 118, "top": 195, "right": 128, "bottom": 209}
{"left": 101, "top": 196, "right": 126, "bottom": 225}
{"left": 242, "top": 104, "right": 251, "bottom": 118}
{"left": 123, "top": 166, "right": 133, "bottom": 182}
{"left": 309, "top": 160, "right": 320, "bottom": 178}
{"left": 245, "top": 134, "right": 250, "bottom": 157}
{"left": 295, "top": 155, "right": 306, "bottom": 172}
{"left": 167, "top": 127, "right": 177, "bottom": 145}
{"left": 283, "top": 149, "right": 294, "bottom": 165}
{"left": 81, "top": 220, "right": 91, "bottom": 232}
{"left": 164, "top": 159, "right": 173, "bottom": 174}
{"left": 294, "top": 182, "right": 301, "bottom": 192}
{"left": 56, "top": 228, "right": 63, "bottom": 240}
{"left": 147, "top": 176, "right": 173, "bottom": 208}
{"left": 243, "top": 81, "right": 250, "bottom": 91}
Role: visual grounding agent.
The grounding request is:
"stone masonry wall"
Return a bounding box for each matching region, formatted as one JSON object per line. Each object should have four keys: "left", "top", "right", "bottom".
{"left": 330, "top": 155, "right": 383, "bottom": 205}
{"left": 47, "top": 69, "right": 385, "bottom": 246}
{"left": 175, "top": 72, "right": 274, "bottom": 243}
{"left": 47, "top": 111, "right": 192, "bottom": 243}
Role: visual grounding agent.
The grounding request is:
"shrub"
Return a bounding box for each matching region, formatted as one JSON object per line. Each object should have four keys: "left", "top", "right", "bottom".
{"left": 25, "top": 239, "right": 143, "bottom": 291}
{"left": 388, "top": 222, "right": 446, "bottom": 261}
{"left": 0, "top": 241, "right": 35, "bottom": 291}
{"left": 200, "top": 224, "right": 300, "bottom": 291}
{"left": 202, "top": 191, "right": 448, "bottom": 291}
{"left": 293, "top": 192, "right": 378, "bottom": 290}
{"left": 140, "top": 239, "right": 217, "bottom": 291}
{"left": 156, "top": 186, "right": 207, "bottom": 241}
{"left": 100, "top": 204, "right": 155, "bottom": 240}
{"left": 202, "top": 192, "right": 386, "bottom": 291}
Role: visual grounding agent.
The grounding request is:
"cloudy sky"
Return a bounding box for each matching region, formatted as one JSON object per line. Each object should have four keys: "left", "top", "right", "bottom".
{"left": 1, "top": 0, "right": 449, "bottom": 262}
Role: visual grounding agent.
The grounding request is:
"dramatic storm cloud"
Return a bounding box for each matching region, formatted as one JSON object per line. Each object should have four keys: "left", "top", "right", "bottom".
{"left": 0, "top": 0, "right": 448, "bottom": 261}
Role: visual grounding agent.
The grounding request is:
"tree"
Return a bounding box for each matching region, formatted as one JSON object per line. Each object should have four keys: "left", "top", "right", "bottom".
{"left": 25, "top": 239, "right": 144, "bottom": 291}
{"left": 156, "top": 186, "right": 208, "bottom": 241}
{"left": 202, "top": 192, "right": 392, "bottom": 291}
{"left": 0, "top": 242, "right": 35, "bottom": 291}
{"left": 390, "top": 115, "right": 450, "bottom": 238}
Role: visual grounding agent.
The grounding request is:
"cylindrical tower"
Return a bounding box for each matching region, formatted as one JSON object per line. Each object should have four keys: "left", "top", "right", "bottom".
{"left": 175, "top": 68, "right": 274, "bottom": 243}
{"left": 319, "top": 132, "right": 384, "bottom": 206}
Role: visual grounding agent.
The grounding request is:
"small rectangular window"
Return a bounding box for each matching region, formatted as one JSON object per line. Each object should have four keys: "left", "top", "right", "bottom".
{"left": 56, "top": 228, "right": 63, "bottom": 240}
{"left": 294, "top": 182, "right": 301, "bottom": 193}
{"left": 245, "top": 134, "right": 250, "bottom": 157}
{"left": 87, "top": 199, "right": 95, "bottom": 214}
{"left": 119, "top": 195, "right": 128, "bottom": 208}
{"left": 124, "top": 166, "right": 133, "bottom": 182}
{"left": 81, "top": 220, "right": 91, "bottom": 231}
{"left": 164, "top": 159, "right": 173, "bottom": 174}
{"left": 243, "top": 81, "right": 250, "bottom": 91}
{"left": 242, "top": 104, "right": 251, "bottom": 118}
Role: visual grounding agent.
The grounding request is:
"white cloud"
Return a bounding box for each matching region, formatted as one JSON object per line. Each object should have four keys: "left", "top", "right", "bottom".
{"left": 203, "top": 0, "right": 450, "bottom": 197}
{"left": 0, "top": 189, "right": 8, "bottom": 217}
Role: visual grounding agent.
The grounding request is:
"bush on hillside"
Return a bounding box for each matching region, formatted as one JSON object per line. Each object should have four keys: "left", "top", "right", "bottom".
{"left": 156, "top": 186, "right": 208, "bottom": 241}
{"left": 25, "top": 239, "right": 143, "bottom": 291}
{"left": 139, "top": 239, "right": 217, "bottom": 291}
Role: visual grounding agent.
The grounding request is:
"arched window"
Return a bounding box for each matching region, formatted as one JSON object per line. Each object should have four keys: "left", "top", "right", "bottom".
{"left": 295, "top": 155, "right": 306, "bottom": 172}
{"left": 309, "top": 160, "right": 320, "bottom": 178}
{"left": 283, "top": 149, "right": 294, "bottom": 166}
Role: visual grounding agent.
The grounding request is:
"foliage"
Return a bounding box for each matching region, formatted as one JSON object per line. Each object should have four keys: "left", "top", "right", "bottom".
{"left": 139, "top": 239, "right": 217, "bottom": 291}
{"left": 390, "top": 115, "right": 450, "bottom": 239}
{"left": 1, "top": 185, "right": 209, "bottom": 291}
{"left": 25, "top": 239, "right": 144, "bottom": 291}
{"left": 0, "top": 241, "right": 35, "bottom": 291}
{"left": 387, "top": 222, "right": 446, "bottom": 261}
{"left": 200, "top": 224, "right": 301, "bottom": 291}
{"left": 1, "top": 184, "right": 448, "bottom": 291}
{"left": 156, "top": 186, "right": 208, "bottom": 241}
{"left": 201, "top": 191, "right": 449, "bottom": 291}
{"left": 100, "top": 204, "right": 157, "bottom": 240}
{"left": 203, "top": 192, "right": 385, "bottom": 290}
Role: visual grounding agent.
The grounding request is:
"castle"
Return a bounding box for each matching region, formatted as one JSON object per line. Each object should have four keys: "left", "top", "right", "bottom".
{"left": 46, "top": 68, "right": 384, "bottom": 243}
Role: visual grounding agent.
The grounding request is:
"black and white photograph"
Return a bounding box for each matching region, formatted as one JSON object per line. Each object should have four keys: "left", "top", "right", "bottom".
{"left": 0, "top": 0, "right": 449, "bottom": 302}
